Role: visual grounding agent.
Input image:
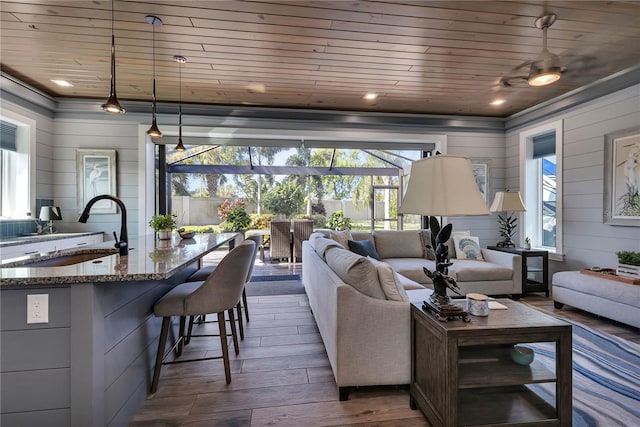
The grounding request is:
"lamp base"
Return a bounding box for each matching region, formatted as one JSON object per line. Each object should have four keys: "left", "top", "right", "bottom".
{"left": 423, "top": 297, "right": 470, "bottom": 323}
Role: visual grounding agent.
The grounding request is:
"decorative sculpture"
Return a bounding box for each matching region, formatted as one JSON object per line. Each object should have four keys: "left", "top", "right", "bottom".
{"left": 422, "top": 216, "right": 470, "bottom": 322}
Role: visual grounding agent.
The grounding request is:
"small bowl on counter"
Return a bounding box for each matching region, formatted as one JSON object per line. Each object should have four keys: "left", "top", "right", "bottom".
{"left": 178, "top": 229, "right": 195, "bottom": 239}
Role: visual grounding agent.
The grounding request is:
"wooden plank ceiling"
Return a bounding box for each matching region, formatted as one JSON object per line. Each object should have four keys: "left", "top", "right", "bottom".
{"left": 1, "top": 0, "right": 639, "bottom": 117}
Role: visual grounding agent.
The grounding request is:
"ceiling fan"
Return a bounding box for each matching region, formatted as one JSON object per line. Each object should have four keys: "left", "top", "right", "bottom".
{"left": 500, "top": 13, "right": 566, "bottom": 88}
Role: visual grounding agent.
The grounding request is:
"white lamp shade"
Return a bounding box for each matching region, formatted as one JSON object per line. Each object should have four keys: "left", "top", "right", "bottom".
{"left": 490, "top": 191, "right": 526, "bottom": 212}
{"left": 398, "top": 155, "right": 490, "bottom": 217}
{"left": 39, "top": 206, "right": 62, "bottom": 221}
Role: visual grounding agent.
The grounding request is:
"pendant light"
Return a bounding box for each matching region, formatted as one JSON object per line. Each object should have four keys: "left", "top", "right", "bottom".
{"left": 102, "top": 0, "right": 125, "bottom": 113}
{"left": 146, "top": 15, "right": 162, "bottom": 138}
{"left": 174, "top": 55, "right": 186, "bottom": 152}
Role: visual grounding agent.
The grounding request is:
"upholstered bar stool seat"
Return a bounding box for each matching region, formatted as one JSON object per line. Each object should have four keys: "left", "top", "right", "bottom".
{"left": 150, "top": 239, "right": 255, "bottom": 393}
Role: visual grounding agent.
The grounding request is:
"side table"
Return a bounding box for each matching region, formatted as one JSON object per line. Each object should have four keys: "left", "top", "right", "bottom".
{"left": 410, "top": 300, "right": 572, "bottom": 427}
{"left": 488, "top": 246, "right": 549, "bottom": 296}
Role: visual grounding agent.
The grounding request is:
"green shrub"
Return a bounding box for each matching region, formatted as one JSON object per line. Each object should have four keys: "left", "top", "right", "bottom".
{"left": 250, "top": 214, "right": 272, "bottom": 230}
{"left": 327, "top": 210, "right": 351, "bottom": 230}
{"left": 616, "top": 251, "right": 640, "bottom": 266}
{"left": 221, "top": 207, "right": 252, "bottom": 232}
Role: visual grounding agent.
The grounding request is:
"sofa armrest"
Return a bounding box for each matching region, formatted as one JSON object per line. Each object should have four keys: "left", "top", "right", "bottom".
{"left": 481, "top": 248, "right": 523, "bottom": 293}
{"left": 335, "top": 285, "right": 411, "bottom": 386}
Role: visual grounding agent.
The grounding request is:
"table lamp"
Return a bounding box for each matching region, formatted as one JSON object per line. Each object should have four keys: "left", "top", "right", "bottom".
{"left": 489, "top": 191, "right": 526, "bottom": 248}
{"left": 39, "top": 206, "right": 62, "bottom": 234}
{"left": 399, "top": 154, "right": 489, "bottom": 321}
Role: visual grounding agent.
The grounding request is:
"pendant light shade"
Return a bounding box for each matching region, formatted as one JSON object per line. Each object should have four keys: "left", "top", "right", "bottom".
{"left": 174, "top": 55, "right": 186, "bottom": 152}
{"left": 146, "top": 15, "right": 162, "bottom": 138}
{"left": 102, "top": 0, "right": 125, "bottom": 114}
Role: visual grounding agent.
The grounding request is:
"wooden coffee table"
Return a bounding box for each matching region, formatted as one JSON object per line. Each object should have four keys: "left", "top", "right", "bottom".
{"left": 410, "top": 299, "right": 572, "bottom": 427}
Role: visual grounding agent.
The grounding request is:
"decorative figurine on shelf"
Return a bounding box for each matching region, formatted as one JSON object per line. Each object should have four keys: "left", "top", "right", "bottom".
{"left": 422, "top": 216, "right": 470, "bottom": 322}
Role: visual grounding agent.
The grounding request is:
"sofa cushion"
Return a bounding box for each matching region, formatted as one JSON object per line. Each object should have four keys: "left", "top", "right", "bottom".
{"left": 368, "top": 257, "right": 409, "bottom": 302}
{"left": 325, "top": 247, "right": 386, "bottom": 299}
{"left": 382, "top": 258, "right": 436, "bottom": 284}
{"left": 373, "top": 230, "right": 424, "bottom": 259}
{"left": 330, "top": 229, "right": 353, "bottom": 248}
{"left": 453, "top": 235, "right": 484, "bottom": 261}
{"left": 448, "top": 259, "right": 512, "bottom": 282}
{"left": 348, "top": 239, "right": 381, "bottom": 260}
{"left": 310, "top": 234, "right": 344, "bottom": 259}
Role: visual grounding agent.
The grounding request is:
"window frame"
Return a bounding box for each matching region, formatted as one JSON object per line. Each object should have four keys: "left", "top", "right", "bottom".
{"left": 519, "top": 120, "right": 564, "bottom": 260}
{"left": 0, "top": 108, "right": 36, "bottom": 220}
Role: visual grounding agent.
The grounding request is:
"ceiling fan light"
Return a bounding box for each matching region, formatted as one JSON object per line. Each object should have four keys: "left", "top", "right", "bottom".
{"left": 528, "top": 67, "right": 562, "bottom": 87}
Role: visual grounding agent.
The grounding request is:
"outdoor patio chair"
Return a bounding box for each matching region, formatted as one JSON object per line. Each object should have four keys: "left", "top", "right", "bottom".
{"left": 292, "top": 219, "right": 314, "bottom": 262}
{"left": 269, "top": 219, "right": 292, "bottom": 263}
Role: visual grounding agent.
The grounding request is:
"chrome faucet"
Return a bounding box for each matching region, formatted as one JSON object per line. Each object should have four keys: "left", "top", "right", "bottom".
{"left": 78, "top": 194, "right": 128, "bottom": 256}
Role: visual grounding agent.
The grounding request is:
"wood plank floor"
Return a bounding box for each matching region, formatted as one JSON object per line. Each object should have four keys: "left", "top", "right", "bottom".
{"left": 131, "top": 248, "right": 639, "bottom": 426}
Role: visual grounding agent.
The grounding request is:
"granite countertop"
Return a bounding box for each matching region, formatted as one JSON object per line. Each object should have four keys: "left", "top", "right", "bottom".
{"left": 0, "top": 233, "right": 238, "bottom": 286}
{"left": 0, "top": 231, "right": 104, "bottom": 247}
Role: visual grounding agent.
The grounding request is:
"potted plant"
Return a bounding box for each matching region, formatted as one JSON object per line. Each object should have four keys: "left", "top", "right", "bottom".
{"left": 523, "top": 237, "right": 531, "bottom": 250}
{"left": 616, "top": 251, "right": 640, "bottom": 278}
{"left": 149, "top": 214, "right": 177, "bottom": 240}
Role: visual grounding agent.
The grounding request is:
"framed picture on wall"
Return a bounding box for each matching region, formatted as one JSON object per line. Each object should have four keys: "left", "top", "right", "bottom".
{"left": 471, "top": 159, "right": 491, "bottom": 203}
{"left": 604, "top": 126, "right": 640, "bottom": 226}
{"left": 76, "top": 149, "right": 117, "bottom": 214}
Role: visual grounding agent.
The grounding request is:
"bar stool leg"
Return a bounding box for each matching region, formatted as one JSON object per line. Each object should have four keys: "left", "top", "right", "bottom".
{"left": 236, "top": 301, "right": 244, "bottom": 340}
{"left": 177, "top": 316, "right": 186, "bottom": 356}
{"left": 217, "top": 312, "right": 231, "bottom": 384}
{"left": 242, "top": 288, "right": 250, "bottom": 322}
{"left": 228, "top": 308, "right": 239, "bottom": 355}
{"left": 151, "top": 317, "right": 170, "bottom": 393}
{"left": 185, "top": 315, "right": 195, "bottom": 345}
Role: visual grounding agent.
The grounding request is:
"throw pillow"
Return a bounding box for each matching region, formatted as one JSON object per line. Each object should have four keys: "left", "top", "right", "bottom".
{"left": 330, "top": 229, "right": 353, "bottom": 249}
{"left": 418, "top": 229, "right": 436, "bottom": 260}
{"left": 348, "top": 239, "right": 381, "bottom": 260}
{"left": 453, "top": 235, "right": 484, "bottom": 261}
{"left": 446, "top": 230, "right": 470, "bottom": 259}
{"left": 367, "top": 257, "right": 410, "bottom": 302}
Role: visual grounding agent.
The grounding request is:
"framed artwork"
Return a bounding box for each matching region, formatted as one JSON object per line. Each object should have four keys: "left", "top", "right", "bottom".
{"left": 76, "top": 149, "right": 117, "bottom": 214}
{"left": 471, "top": 159, "right": 491, "bottom": 203}
{"left": 604, "top": 126, "right": 640, "bottom": 226}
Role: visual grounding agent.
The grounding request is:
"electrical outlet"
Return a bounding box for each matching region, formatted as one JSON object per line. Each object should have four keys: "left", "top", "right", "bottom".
{"left": 27, "top": 294, "right": 49, "bottom": 324}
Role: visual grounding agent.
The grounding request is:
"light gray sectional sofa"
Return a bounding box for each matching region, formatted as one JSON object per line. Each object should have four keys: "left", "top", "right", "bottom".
{"left": 301, "top": 229, "right": 522, "bottom": 400}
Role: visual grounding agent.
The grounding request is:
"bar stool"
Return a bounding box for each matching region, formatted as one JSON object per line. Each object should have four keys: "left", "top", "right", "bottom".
{"left": 186, "top": 234, "right": 260, "bottom": 339}
{"left": 150, "top": 239, "right": 255, "bottom": 393}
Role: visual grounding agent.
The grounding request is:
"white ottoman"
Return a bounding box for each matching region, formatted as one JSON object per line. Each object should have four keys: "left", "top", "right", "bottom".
{"left": 552, "top": 271, "right": 640, "bottom": 328}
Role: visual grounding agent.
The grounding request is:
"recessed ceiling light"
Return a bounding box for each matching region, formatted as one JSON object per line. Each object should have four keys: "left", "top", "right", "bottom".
{"left": 364, "top": 93, "right": 378, "bottom": 101}
{"left": 51, "top": 79, "right": 73, "bottom": 87}
{"left": 490, "top": 99, "right": 505, "bottom": 106}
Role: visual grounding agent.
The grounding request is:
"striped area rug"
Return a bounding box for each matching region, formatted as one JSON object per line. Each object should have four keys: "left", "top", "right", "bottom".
{"left": 524, "top": 319, "right": 640, "bottom": 426}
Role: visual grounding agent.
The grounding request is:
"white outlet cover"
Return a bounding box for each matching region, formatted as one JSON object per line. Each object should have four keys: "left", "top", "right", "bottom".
{"left": 27, "top": 294, "right": 49, "bottom": 324}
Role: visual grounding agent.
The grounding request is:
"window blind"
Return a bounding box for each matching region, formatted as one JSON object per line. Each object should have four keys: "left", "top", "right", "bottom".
{"left": 532, "top": 132, "right": 555, "bottom": 159}
{"left": 0, "top": 121, "right": 17, "bottom": 152}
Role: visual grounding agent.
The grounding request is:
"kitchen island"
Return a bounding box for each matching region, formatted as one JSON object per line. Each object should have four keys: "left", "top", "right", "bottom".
{"left": 0, "top": 233, "right": 237, "bottom": 427}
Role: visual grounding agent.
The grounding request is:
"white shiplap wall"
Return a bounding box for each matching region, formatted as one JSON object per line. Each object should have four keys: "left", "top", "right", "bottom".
{"left": 52, "top": 119, "right": 141, "bottom": 237}
{"left": 506, "top": 84, "right": 640, "bottom": 271}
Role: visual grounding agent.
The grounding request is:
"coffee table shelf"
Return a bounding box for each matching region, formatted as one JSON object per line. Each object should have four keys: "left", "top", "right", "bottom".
{"left": 410, "top": 299, "right": 572, "bottom": 427}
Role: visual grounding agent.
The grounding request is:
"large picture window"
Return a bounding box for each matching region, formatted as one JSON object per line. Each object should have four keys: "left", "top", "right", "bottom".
{"left": 0, "top": 112, "right": 35, "bottom": 219}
